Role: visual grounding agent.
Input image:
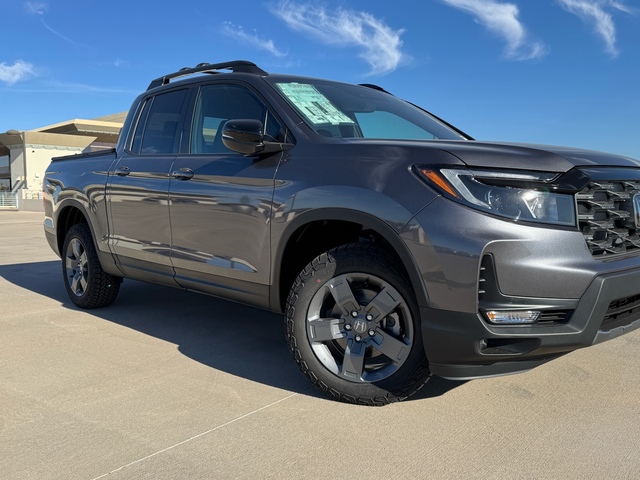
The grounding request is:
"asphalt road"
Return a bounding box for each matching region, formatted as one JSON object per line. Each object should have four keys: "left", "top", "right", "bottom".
{"left": 1, "top": 211, "right": 639, "bottom": 480}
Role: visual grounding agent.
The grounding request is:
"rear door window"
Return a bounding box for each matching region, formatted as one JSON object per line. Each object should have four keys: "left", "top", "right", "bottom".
{"left": 130, "top": 89, "right": 189, "bottom": 155}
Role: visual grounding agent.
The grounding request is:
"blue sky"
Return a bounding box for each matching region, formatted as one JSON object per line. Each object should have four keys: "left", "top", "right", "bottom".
{"left": 1, "top": 0, "right": 639, "bottom": 158}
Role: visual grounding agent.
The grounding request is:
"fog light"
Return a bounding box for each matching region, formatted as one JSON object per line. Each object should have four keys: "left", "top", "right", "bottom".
{"left": 484, "top": 310, "right": 540, "bottom": 325}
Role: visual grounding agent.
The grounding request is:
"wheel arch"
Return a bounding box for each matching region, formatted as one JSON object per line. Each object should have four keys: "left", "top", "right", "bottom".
{"left": 270, "top": 208, "right": 429, "bottom": 313}
{"left": 55, "top": 199, "right": 124, "bottom": 279}
{"left": 55, "top": 201, "right": 92, "bottom": 255}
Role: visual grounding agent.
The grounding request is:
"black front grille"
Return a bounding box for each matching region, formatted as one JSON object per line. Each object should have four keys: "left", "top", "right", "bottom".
{"left": 601, "top": 293, "right": 640, "bottom": 331}
{"left": 577, "top": 180, "right": 640, "bottom": 256}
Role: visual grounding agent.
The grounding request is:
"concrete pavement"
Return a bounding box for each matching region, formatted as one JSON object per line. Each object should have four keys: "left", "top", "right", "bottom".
{"left": 1, "top": 211, "right": 639, "bottom": 479}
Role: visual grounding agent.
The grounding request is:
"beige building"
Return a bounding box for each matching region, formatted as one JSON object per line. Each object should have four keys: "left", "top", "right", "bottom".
{"left": 0, "top": 112, "right": 125, "bottom": 210}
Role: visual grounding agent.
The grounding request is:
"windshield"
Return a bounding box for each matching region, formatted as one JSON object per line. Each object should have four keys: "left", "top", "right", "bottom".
{"left": 269, "top": 78, "right": 467, "bottom": 141}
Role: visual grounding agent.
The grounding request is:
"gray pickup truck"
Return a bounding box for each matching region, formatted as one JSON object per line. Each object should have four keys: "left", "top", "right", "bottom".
{"left": 43, "top": 61, "right": 640, "bottom": 404}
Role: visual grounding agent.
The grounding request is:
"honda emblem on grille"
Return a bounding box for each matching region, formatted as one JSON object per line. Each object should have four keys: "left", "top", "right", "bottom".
{"left": 635, "top": 194, "right": 640, "bottom": 228}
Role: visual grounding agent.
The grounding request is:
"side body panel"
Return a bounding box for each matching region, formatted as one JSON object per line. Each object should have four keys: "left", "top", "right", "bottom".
{"left": 168, "top": 152, "right": 281, "bottom": 305}
{"left": 105, "top": 153, "right": 177, "bottom": 285}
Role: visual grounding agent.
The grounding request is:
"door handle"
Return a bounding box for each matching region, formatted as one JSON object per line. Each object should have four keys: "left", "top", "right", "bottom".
{"left": 114, "top": 166, "right": 130, "bottom": 176}
{"left": 171, "top": 168, "right": 194, "bottom": 181}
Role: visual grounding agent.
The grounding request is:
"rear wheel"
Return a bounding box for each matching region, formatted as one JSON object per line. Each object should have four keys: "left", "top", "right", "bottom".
{"left": 62, "top": 224, "right": 120, "bottom": 309}
{"left": 285, "top": 243, "right": 430, "bottom": 405}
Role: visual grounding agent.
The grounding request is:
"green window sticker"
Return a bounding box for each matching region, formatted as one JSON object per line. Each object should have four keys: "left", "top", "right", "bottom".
{"left": 276, "top": 83, "right": 354, "bottom": 125}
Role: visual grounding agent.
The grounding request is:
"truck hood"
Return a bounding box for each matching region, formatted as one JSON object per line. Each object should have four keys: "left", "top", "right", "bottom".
{"left": 435, "top": 140, "right": 640, "bottom": 172}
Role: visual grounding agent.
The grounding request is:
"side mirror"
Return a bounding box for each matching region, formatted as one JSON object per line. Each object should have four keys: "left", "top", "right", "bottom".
{"left": 221, "top": 119, "right": 264, "bottom": 155}
{"left": 222, "top": 119, "right": 294, "bottom": 156}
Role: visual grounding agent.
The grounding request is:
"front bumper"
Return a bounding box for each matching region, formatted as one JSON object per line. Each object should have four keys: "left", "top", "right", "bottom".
{"left": 423, "top": 265, "right": 640, "bottom": 379}
{"left": 402, "top": 196, "right": 640, "bottom": 380}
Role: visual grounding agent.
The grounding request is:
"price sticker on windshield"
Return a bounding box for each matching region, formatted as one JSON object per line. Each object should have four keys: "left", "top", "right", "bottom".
{"left": 276, "top": 83, "right": 354, "bottom": 125}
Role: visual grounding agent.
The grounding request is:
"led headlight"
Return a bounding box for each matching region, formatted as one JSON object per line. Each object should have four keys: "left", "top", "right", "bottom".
{"left": 417, "top": 167, "right": 576, "bottom": 226}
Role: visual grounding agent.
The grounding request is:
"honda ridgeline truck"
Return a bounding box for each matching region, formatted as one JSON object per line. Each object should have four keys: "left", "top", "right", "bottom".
{"left": 43, "top": 61, "right": 640, "bottom": 404}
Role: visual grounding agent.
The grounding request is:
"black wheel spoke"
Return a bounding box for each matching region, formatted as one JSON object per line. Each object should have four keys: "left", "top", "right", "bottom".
{"left": 371, "top": 331, "right": 410, "bottom": 363}
{"left": 365, "top": 286, "right": 401, "bottom": 322}
{"left": 71, "top": 239, "right": 83, "bottom": 260}
{"left": 65, "top": 255, "right": 76, "bottom": 272}
{"left": 79, "top": 251, "right": 88, "bottom": 269}
{"left": 340, "top": 339, "right": 366, "bottom": 380}
{"left": 328, "top": 277, "right": 360, "bottom": 316}
{"left": 71, "top": 271, "right": 84, "bottom": 295}
{"left": 308, "top": 317, "right": 346, "bottom": 342}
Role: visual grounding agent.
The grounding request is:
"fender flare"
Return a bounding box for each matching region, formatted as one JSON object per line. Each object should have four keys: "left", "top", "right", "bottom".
{"left": 269, "top": 207, "right": 430, "bottom": 312}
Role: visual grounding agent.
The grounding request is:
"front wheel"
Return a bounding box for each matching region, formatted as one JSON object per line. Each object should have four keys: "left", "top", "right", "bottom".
{"left": 62, "top": 223, "right": 121, "bottom": 309}
{"left": 285, "top": 243, "right": 430, "bottom": 405}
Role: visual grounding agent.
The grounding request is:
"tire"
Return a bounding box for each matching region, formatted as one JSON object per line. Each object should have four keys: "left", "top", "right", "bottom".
{"left": 285, "top": 242, "right": 431, "bottom": 405}
{"left": 61, "top": 223, "right": 121, "bottom": 309}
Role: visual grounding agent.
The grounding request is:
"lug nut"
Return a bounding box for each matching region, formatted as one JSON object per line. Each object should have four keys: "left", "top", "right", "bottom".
{"left": 368, "top": 329, "right": 376, "bottom": 337}
{"left": 355, "top": 335, "right": 362, "bottom": 342}
{"left": 351, "top": 311, "right": 358, "bottom": 318}
{"left": 344, "top": 323, "right": 352, "bottom": 331}
{"left": 366, "top": 313, "right": 373, "bottom": 321}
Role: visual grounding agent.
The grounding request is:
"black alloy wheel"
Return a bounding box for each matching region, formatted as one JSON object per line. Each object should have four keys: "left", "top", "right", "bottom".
{"left": 62, "top": 223, "right": 120, "bottom": 309}
{"left": 285, "top": 242, "right": 430, "bottom": 405}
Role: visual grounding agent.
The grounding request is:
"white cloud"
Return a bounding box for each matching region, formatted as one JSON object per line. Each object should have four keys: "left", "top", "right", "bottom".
{"left": 609, "top": 1, "right": 635, "bottom": 14}
{"left": 24, "top": 0, "right": 87, "bottom": 47}
{"left": 221, "top": 22, "right": 287, "bottom": 58}
{"left": 0, "top": 60, "right": 36, "bottom": 85}
{"left": 557, "top": 0, "right": 632, "bottom": 57}
{"left": 41, "top": 20, "right": 85, "bottom": 46}
{"left": 25, "top": 1, "right": 47, "bottom": 15}
{"left": 443, "top": 0, "right": 547, "bottom": 60}
{"left": 271, "top": 1, "right": 406, "bottom": 75}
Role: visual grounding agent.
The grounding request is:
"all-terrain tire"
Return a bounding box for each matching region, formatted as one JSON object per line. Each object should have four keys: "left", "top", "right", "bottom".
{"left": 285, "top": 242, "right": 431, "bottom": 405}
{"left": 61, "top": 223, "right": 121, "bottom": 309}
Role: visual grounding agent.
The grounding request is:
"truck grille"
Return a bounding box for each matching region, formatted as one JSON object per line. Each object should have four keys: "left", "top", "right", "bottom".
{"left": 577, "top": 180, "right": 640, "bottom": 256}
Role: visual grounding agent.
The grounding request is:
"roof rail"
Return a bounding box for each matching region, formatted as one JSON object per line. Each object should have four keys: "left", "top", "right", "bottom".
{"left": 147, "top": 60, "right": 268, "bottom": 90}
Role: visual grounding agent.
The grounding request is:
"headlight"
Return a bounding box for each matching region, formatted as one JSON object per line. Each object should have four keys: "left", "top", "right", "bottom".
{"left": 417, "top": 167, "right": 576, "bottom": 226}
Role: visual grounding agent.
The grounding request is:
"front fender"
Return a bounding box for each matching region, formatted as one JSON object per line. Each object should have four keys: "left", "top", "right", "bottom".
{"left": 269, "top": 185, "right": 433, "bottom": 311}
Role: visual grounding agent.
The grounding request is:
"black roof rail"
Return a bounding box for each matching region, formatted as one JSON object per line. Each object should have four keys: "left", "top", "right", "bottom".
{"left": 147, "top": 60, "right": 268, "bottom": 90}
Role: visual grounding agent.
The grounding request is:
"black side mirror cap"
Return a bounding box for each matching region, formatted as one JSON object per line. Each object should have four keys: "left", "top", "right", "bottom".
{"left": 222, "top": 119, "right": 294, "bottom": 156}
